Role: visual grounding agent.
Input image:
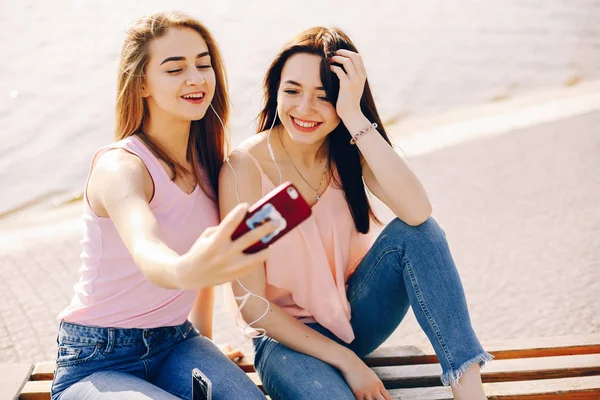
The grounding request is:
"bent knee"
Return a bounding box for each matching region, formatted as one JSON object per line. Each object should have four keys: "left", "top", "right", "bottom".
{"left": 384, "top": 217, "right": 444, "bottom": 239}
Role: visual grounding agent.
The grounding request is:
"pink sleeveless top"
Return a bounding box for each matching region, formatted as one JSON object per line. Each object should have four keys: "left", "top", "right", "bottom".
{"left": 237, "top": 150, "right": 375, "bottom": 343}
{"left": 58, "top": 136, "right": 219, "bottom": 328}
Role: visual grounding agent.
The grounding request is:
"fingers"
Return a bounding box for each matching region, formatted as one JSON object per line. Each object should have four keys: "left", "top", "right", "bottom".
{"left": 362, "top": 388, "right": 387, "bottom": 400}
{"left": 200, "top": 225, "right": 219, "bottom": 238}
{"left": 210, "top": 236, "right": 273, "bottom": 284}
{"left": 334, "top": 49, "right": 367, "bottom": 78}
{"left": 231, "top": 221, "right": 278, "bottom": 253}
{"left": 217, "top": 203, "right": 249, "bottom": 237}
{"left": 374, "top": 391, "right": 387, "bottom": 400}
{"left": 330, "top": 65, "right": 350, "bottom": 84}
{"left": 217, "top": 344, "right": 244, "bottom": 361}
{"left": 231, "top": 248, "right": 272, "bottom": 277}
{"left": 226, "top": 348, "right": 244, "bottom": 361}
{"left": 330, "top": 55, "right": 359, "bottom": 80}
{"left": 365, "top": 393, "right": 380, "bottom": 400}
{"left": 336, "top": 49, "right": 367, "bottom": 75}
{"left": 224, "top": 247, "right": 272, "bottom": 276}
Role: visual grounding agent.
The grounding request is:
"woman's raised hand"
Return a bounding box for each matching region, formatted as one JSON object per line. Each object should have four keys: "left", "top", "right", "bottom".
{"left": 329, "top": 49, "right": 367, "bottom": 121}
{"left": 176, "top": 203, "right": 277, "bottom": 289}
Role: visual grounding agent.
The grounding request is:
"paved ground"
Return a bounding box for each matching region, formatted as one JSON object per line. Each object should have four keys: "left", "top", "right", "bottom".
{"left": 1, "top": 110, "right": 599, "bottom": 365}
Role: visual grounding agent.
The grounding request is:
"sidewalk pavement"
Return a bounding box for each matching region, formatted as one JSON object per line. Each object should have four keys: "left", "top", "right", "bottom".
{"left": 1, "top": 99, "right": 599, "bottom": 365}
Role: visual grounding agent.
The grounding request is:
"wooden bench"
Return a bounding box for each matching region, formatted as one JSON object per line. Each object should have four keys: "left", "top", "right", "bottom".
{"left": 8, "top": 335, "right": 600, "bottom": 399}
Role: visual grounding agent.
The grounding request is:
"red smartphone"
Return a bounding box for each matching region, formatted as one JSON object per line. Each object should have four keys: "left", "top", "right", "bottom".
{"left": 231, "top": 182, "right": 312, "bottom": 254}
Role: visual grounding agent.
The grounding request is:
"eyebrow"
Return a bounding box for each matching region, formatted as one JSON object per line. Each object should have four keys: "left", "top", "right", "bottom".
{"left": 160, "top": 52, "right": 210, "bottom": 65}
{"left": 283, "top": 80, "right": 326, "bottom": 91}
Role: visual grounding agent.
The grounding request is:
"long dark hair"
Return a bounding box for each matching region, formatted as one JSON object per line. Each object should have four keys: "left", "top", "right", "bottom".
{"left": 257, "top": 27, "right": 391, "bottom": 233}
{"left": 115, "top": 11, "right": 229, "bottom": 199}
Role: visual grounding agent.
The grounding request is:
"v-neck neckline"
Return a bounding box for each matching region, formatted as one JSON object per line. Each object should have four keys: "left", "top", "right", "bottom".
{"left": 260, "top": 169, "right": 331, "bottom": 209}
{"left": 130, "top": 135, "right": 198, "bottom": 197}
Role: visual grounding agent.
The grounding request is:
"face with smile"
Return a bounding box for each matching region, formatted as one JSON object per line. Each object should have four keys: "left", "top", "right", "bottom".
{"left": 143, "top": 27, "right": 216, "bottom": 122}
{"left": 277, "top": 53, "right": 341, "bottom": 145}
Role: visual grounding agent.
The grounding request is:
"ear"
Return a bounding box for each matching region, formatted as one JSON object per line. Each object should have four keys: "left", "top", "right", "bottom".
{"left": 141, "top": 85, "right": 149, "bottom": 98}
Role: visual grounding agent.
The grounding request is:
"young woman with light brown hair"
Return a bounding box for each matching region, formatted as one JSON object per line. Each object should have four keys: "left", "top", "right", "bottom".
{"left": 51, "top": 12, "right": 271, "bottom": 399}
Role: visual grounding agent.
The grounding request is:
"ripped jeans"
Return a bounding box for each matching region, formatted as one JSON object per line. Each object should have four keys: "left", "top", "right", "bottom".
{"left": 253, "top": 217, "right": 492, "bottom": 400}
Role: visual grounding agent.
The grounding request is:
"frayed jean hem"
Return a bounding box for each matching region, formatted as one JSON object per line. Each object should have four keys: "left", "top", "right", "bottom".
{"left": 441, "top": 351, "right": 494, "bottom": 387}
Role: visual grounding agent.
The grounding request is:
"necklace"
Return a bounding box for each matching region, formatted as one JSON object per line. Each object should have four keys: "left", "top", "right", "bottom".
{"left": 279, "top": 129, "right": 328, "bottom": 202}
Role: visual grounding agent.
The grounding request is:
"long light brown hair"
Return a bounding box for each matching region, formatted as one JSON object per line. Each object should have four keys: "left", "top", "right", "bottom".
{"left": 258, "top": 27, "right": 391, "bottom": 233}
{"left": 115, "top": 11, "right": 229, "bottom": 198}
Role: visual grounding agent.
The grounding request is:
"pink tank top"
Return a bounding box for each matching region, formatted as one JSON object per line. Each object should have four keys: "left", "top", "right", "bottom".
{"left": 58, "top": 136, "right": 219, "bottom": 328}
{"left": 237, "top": 150, "right": 375, "bottom": 343}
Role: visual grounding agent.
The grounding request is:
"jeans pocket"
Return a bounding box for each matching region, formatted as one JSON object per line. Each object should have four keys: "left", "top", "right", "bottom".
{"left": 57, "top": 344, "right": 102, "bottom": 367}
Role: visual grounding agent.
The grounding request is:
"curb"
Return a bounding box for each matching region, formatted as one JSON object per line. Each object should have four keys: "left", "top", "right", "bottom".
{"left": 390, "top": 79, "right": 600, "bottom": 157}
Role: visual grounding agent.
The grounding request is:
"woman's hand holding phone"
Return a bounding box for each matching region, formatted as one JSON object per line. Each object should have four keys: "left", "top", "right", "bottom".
{"left": 230, "top": 182, "right": 311, "bottom": 254}
{"left": 175, "top": 203, "right": 277, "bottom": 290}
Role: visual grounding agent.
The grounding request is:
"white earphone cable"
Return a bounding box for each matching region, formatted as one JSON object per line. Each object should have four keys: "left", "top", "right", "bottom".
{"left": 211, "top": 103, "right": 270, "bottom": 339}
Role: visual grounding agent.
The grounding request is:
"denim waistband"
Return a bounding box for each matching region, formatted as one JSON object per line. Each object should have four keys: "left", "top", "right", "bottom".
{"left": 58, "top": 320, "right": 195, "bottom": 346}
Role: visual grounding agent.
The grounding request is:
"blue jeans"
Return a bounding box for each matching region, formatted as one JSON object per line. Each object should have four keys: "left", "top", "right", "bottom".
{"left": 51, "top": 320, "right": 265, "bottom": 399}
{"left": 253, "top": 217, "right": 492, "bottom": 399}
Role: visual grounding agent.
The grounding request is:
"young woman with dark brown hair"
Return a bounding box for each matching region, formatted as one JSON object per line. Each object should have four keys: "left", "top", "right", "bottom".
{"left": 219, "top": 27, "right": 491, "bottom": 400}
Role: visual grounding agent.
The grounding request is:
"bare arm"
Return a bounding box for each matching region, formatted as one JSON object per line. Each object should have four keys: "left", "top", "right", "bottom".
{"left": 330, "top": 50, "right": 432, "bottom": 226}
{"left": 188, "top": 287, "right": 215, "bottom": 338}
{"left": 87, "top": 149, "right": 277, "bottom": 291}
{"left": 87, "top": 149, "right": 186, "bottom": 288}
{"left": 188, "top": 285, "right": 244, "bottom": 361}
{"left": 232, "top": 269, "right": 357, "bottom": 368}
{"left": 352, "top": 113, "right": 432, "bottom": 225}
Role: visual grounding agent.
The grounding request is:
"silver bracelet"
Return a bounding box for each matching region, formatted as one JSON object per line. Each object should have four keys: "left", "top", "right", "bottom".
{"left": 350, "top": 122, "right": 378, "bottom": 145}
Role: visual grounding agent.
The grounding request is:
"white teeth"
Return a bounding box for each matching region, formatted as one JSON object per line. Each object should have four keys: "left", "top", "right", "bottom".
{"left": 183, "top": 93, "right": 204, "bottom": 99}
{"left": 293, "top": 117, "right": 318, "bottom": 128}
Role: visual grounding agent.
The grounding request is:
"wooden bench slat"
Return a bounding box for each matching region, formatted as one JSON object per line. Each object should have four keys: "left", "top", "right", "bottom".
{"left": 29, "top": 335, "right": 600, "bottom": 378}
{"left": 390, "top": 385, "right": 453, "bottom": 400}
{"left": 374, "top": 354, "right": 600, "bottom": 388}
{"left": 482, "top": 354, "right": 600, "bottom": 383}
{"left": 376, "top": 363, "right": 441, "bottom": 388}
{"left": 484, "top": 375, "right": 600, "bottom": 399}
{"left": 389, "top": 376, "right": 600, "bottom": 400}
{"left": 236, "top": 358, "right": 255, "bottom": 373}
{"left": 30, "top": 362, "right": 54, "bottom": 382}
{"left": 19, "top": 380, "right": 52, "bottom": 400}
{"left": 366, "top": 335, "right": 600, "bottom": 367}
{"left": 0, "top": 363, "right": 34, "bottom": 400}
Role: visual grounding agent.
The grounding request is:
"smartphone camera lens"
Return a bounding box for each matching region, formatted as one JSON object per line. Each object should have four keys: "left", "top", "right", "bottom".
{"left": 287, "top": 186, "right": 299, "bottom": 199}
